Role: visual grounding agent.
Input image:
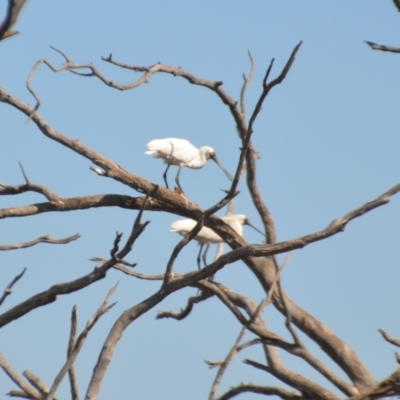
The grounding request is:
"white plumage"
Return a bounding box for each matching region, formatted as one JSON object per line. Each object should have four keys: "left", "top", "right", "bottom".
{"left": 145, "top": 138, "right": 232, "bottom": 192}
{"left": 169, "top": 214, "right": 264, "bottom": 269}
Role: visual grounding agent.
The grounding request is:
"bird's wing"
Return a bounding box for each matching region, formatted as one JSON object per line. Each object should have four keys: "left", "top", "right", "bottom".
{"left": 146, "top": 138, "right": 199, "bottom": 164}
{"left": 169, "top": 219, "right": 196, "bottom": 234}
{"left": 0, "top": 0, "right": 27, "bottom": 40}
{"left": 164, "top": 139, "right": 199, "bottom": 163}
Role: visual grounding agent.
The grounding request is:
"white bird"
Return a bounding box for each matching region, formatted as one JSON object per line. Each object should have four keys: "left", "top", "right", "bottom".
{"left": 145, "top": 138, "right": 233, "bottom": 192}
{"left": 169, "top": 214, "right": 264, "bottom": 269}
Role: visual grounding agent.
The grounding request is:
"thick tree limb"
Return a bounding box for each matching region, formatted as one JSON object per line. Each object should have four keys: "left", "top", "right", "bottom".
{"left": 156, "top": 290, "right": 213, "bottom": 320}
{"left": 239, "top": 50, "right": 255, "bottom": 119}
{"left": 0, "top": 194, "right": 168, "bottom": 220}
{"left": 393, "top": 0, "right": 400, "bottom": 12}
{"left": 0, "top": 234, "right": 80, "bottom": 251}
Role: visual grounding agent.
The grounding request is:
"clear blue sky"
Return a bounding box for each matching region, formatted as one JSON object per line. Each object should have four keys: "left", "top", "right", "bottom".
{"left": 1, "top": 1, "right": 400, "bottom": 399}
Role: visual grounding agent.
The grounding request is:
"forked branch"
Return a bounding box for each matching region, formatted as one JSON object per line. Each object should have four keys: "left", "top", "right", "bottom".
{"left": 45, "top": 284, "right": 118, "bottom": 400}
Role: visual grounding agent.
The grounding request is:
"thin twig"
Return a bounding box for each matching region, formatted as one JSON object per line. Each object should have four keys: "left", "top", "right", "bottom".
{"left": 0, "top": 234, "right": 80, "bottom": 251}
{"left": 67, "top": 306, "right": 79, "bottom": 400}
{"left": 365, "top": 41, "right": 400, "bottom": 53}
{"left": 239, "top": 50, "right": 255, "bottom": 121}
{"left": 379, "top": 329, "right": 400, "bottom": 347}
{"left": 0, "top": 268, "right": 26, "bottom": 307}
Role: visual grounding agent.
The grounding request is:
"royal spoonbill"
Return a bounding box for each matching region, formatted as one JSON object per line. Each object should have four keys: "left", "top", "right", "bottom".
{"left": 145, "top": 138, "right": 233, "bottom": 192}
{"left": 169, "top": 214, "right": 264, "bottom": 269}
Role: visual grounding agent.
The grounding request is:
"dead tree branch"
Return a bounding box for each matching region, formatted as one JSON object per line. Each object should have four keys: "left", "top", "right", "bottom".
{"left": 46, "top": 284, "right": 118, "bottom": 400}
{"left": 216, "top": 383, "right": 304, "bottom": 400}
{"left": 200, "top": 278, "right": 356, "bottom": 397}
{"left": 0, "top": 43, "right": 391, "bottom": 392}
{"left": 0, "top": 194, "right": 168, "bottom": 220}
{"left": 365, "top": 41, "right": 400, "bottom": 53}
{"left": 0, "top": 212, "right": 148, "bottom": 327}
{"left": 0, "top": 268, "right": 26, "bottom": 307}
{"left": 0, "top": 234, "right": 80, "bottom": 251}
{"left": 247, "top": 359, "right": 339, "bottom": 400}
{"left": 23, "top": 371, "right": 49, "bottom": 398}
{"left": 67, "top": 306, "right": 79, "bottom": 400}
{"left": 0, "top": 351, "right": 41, "bottom": 399}
{"left": 156, "top": 290, "right": 214, "bottom": 320}
{"left": 379, "top": 329, "right": 400, "bottom": 347}
{"left": 0, "top": 0, "right": 27, "bottom": 41}
{"left": 0, "top": 164, "right": 62, "bottom": 202}
{"left": 349, "top": 368, "right": 400, "bottom": 400}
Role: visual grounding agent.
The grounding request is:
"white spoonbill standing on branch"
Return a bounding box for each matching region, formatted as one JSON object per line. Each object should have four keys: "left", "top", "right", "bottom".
{"left": 169, "top": 214, "right": 265, "bottom": 269}
{"left": 145, "top": 138, "right": 233, "bottom": 192}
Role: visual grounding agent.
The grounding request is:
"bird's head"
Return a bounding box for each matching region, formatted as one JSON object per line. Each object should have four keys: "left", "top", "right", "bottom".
{"left": 200, "top": 146, "right": 216, "bottom": 160}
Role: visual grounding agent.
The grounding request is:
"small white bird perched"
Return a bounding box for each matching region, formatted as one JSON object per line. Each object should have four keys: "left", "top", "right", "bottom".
{"left": 145, "top": 138, "right": 233, "bottom": 192}
{"left": 169, "top": 214, "right": 264, "bottom": 269}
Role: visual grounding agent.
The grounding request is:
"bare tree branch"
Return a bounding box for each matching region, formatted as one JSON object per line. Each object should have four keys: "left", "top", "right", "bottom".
{"left": 0, "top": 234, "right": 80, "bottom": 251}
{"left": 216, "top": 383, "right": 304, "bottom": 400}
{"left": 349, "top": 368, "right": 400, "bottom": 400}
{"left": 239, "top": 50, "right": 255, "bottom": 119}
{"left": 0, "top": 352, "right": 41, "bottom": 399}
{"left": 393, "top": 0, "right": 400, "bottom": 12}
{"left": 241, "top": 43, "right": 303, "bottom": 246}
{"left": 46, "top": 284, "right": 118, "bottom": 400}
{"left": 0, "top": 212, "right": 148, "bottom": 327}
{"left": 365, "top": 40, "right": 400, "bottom": 53}
{"left": 112, "top": 264, "right": 163, "bottom": 280}
{"left": 202, "top": 276, "right": 357, "bottom": 397}
{"left": 0, "top": 194, "right": 169, "bottom": 220}
{"left": 0, "top": 0, "right": 27, "bottom": 41}
{"left": 7, "top": 390, "right": 36, "bottom": 399}
{"left": 0, "top": 165, "right": 62, "bottom": 202}
{"left": 23, "top": 370, "right": 49, "bottom": 398}
{"left": 156, "top": 290, "right": 213, "bottom": 320}
{"left": 0, "top": 268, "right": 26, "bottom": 307}
{"left": 1, "top": 44, "right": 391, "bottom": 393}
{"left": 379, "top": 329, "right": 400, "bottom": 347}
{"left": 67, "top": 306, "right": 79, "bottom": 400}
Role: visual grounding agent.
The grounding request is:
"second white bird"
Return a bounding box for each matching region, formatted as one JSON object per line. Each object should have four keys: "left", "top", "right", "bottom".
{"left": 169, "top": 214, "right": 264, "bottom": 269}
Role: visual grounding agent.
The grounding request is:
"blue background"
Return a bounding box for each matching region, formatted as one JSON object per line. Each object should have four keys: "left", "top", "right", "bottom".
{"left": 1, "top": 1, "right": 400, "bottom": 399}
